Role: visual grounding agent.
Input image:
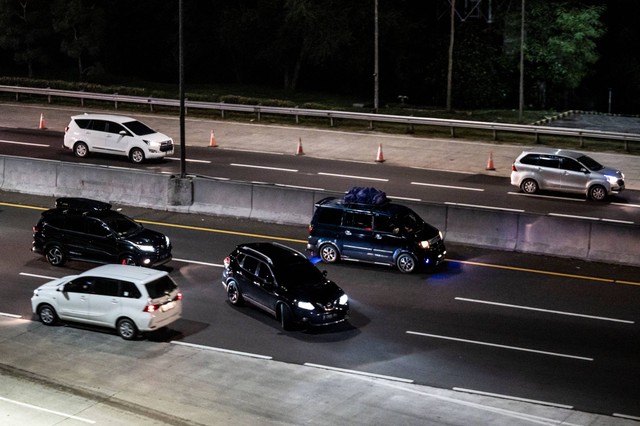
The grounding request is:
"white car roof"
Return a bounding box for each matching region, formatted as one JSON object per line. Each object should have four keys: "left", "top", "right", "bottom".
{"left": 78, "top": 264, "right": 168, "bottom": 283}
{"left": 71, "top": 113, "right": 140, "bottom": 124}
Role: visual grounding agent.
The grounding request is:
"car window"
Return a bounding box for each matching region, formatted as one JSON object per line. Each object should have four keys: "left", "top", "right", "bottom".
{"left": 101, "top": 214, "right": 142, "bottom": 236}
{"left": 120, "top": 281, "right": 142, "bottom": 298}
{"left": 74, "top": 119, "right": 91, "bottom": 129}
{"left": 274, "top": 259, "right": 325, "bottom": 288}
{"left": 144, "top": 275, "right": 178, "bottom": 298}
{"left": 577, "top": 155, "right": 604, "bottom": 171}
{"left": 106, "top": 122, "right": 128, "bottom": 135}
{"left": 538, "top": 156, "right": 560, "bottom": 169}
{"left": 315, "top": 208, "right": 342, "bottom": 226}
{"left": 88, "top": 120, "right": 108, "bottom": 132}
{"left": 373, "top": 215, "right": 397, "bottom": 233}
{"left": 92, "top": 278, "right": 120, "bottom": 297}
{"left": 256, "top": 262, "right": 274, "bottom": 283}
{"left": 123, "top": 120, "right": 155, "bottom": 136}
{"left": 343, "top": 212, "right": 373, "bottom": 229}
{"left": 62, "top": 217, "right": 86, "bottom": 233}
{"left": 560, "top": 157, "right": 584, "bottom": 172}
{"left": 65, "top": 277, "right": 94, "bottom": 294}
{"left": 86, "top": 218, "right": 113, "bottom": 237}
{"left": 240, "top": 255, "right": 260, "bottom": 275}
{"left": 519, "top": 154, "right": 540, "bottom": 165}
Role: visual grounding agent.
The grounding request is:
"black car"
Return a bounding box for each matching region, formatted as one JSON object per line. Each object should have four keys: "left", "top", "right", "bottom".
{"left": 32, "top": 198, "right": 172, "bottom": 267}
{"left": 307, "top": 187, "right": 446, "bottom": 273}
{"left": 222, "top": 242, "right": 349, "bottom": 330}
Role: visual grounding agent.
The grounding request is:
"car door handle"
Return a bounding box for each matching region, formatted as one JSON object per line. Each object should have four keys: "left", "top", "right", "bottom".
{"left": 375, "top": 234, "right": 382, "bottom": 239}
{"left": 344, "top": 230, "right": 352, "bottom": 236}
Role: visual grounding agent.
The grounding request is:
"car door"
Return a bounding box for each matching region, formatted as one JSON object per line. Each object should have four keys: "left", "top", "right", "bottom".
{"left": 85, "top": 119, "right": 109, "bottom": 152}
{"left": 339, "top": 211, "right": 375, "bottom": 261}
{"left": 85, "top": 277, "right": 121, "bottom": 326}
{"left": 57, "top": 277, "right": 93, "bottom": 320}
{"left": 250, "top": 261, "right": 278, "bottom": 315}
{"left": 535, "top": 155, "right": 563, "bottom": 190}
{"left": 84, "top": 218, "right": 118, "bottom": 263}
{"left": 103, "top": 121, "right": 131, "bottom": 155}
{"left": 559, "top": 156, "right": 590, "bottom": 193}
{"left": 371, "top": 214, "right": 403, "bottom": 264}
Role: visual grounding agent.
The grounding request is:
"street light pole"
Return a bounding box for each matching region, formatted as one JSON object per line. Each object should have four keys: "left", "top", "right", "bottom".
{"left": 518, "top": 0, "right": 525, "bottom": 122}
{"left": 374, "top": 0, "right": 379, "bottom": 113}
{"left": 179, "top": 0, "right": 186, "bottom": 177}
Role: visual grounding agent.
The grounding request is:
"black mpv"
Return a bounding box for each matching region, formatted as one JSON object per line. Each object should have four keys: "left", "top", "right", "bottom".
{"left": 222, "top": 242, "right": 349, "bottom": 330}
{"left": 32, "top": 198, "right": 172, "bottom": 267}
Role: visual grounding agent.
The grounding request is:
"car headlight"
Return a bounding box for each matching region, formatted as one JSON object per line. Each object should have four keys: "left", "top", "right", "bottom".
{"left": 339, "top": 294, "right": 348, "bottom": 305}
{"left": 419, "top": 240, "right": 430, "bottom": 249}
{"left": 132, "top": 243, "right": 156, "bottom": 252}
{"left": 605, "top": 175, "right": 618, "bottom": 185}
{"left": 297, "top": 301, "right": 315, "bottom": 311}
{"left": 165, "top": 236, "right": 171, "bottom": 247}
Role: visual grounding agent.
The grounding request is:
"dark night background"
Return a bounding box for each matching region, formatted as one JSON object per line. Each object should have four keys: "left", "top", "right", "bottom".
{"left": 0, "top": 0, "right": 638, "bottom": 114}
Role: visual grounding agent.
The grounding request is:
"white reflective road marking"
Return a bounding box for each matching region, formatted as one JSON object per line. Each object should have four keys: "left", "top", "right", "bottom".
{"left": 411, "top": 181, "right": 484, "bottom": 191}
{"left": 0, "top": 395, "right": 96, "bottom": 424}
{"left": 231, "top": 163, "right": 298, "bottom": 172}
{"left": 318, "top": 172, "right": 388, "bottom": 182}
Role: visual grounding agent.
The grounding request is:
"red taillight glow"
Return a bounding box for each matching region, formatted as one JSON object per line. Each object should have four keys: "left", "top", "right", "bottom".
{"left": 223, "top": 256, "right": 230, "bottom": 267}
{"left": 308, "top": 224, "right": 313, "bottom": 233}
{"left": 64, "top": 126, "right": 69, "bottom": 133}
{"left": 176, "top": 292, "right": 183, "bottom": 301}
{"left": 143, "top": 303, "right": 159, "bottom": 313}
{"left": 512, "top": 163, "right": 518, "bottom": 172}
{"left": 32, "top": 226, "right": 39, "bottom": 233}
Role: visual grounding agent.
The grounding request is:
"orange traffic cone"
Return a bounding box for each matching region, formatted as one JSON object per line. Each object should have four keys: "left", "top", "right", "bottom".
{"left": 209, "top": 129, "right": 218, "bottom": 147}
{"left": 296, "top": 137, "right": 305, "bottom": 155}
{"left": 38, "top": 113, "right": 47, "bottom": 129}
{"left": 486, "top": 152, "right": 496, "bottom": 170}
{"left": 375, "top": 143, "right": 385, "bottom": 163}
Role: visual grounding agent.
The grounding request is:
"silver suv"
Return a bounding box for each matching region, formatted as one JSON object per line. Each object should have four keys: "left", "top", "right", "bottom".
{"left": 64, "top": 113, "right": 174, "bottom": 163}
{"left": 510, "top": 148, "right": 625, "bottom": 201}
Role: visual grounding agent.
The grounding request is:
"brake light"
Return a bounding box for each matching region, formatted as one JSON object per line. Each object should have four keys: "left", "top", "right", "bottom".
{"left": 143, "top": 303, "right": 160, "bottom": 313}
{"left": 176, "top": 292, "right": 183, "bottom": 301}
{"left": 308, "top": 224, "right": 313, "bottom": 233}
{"left": 512, "top": 163, "right": 518, "bottom": 171}
{"left": 223, "top": 256, "right": 230, "bottom": 268}
{"left": 32, "top": 226, "right": 40, "bottom": 233}
{"left": 64, "top": 126, "right": 69, "bottom": 133}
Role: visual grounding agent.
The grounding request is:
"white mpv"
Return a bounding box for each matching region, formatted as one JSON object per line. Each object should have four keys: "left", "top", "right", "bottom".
{"left": 63, "top": 113, "right": 174, "bottom": 163}
{"left": 31, "top": 264, "right": 182, "bottom": 340}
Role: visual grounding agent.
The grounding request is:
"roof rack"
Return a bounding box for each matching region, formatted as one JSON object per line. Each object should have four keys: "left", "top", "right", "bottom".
{"left": 55, "top": 197, "right": 112, "bottom": 212}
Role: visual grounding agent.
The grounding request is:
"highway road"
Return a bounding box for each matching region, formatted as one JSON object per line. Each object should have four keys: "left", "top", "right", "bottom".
{"left": 1, "top": 193, "right": 639, "bottom": 420}
{"left": 2, "top": 127, "right": 640, "bottom": 225}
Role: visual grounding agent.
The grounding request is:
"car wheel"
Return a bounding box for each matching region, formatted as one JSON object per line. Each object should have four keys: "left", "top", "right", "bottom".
{"left": 396, "top": 253, "right": 417, "bottom": 273}
{"left": 73, "top": 142, "right": 89, "bottom": 158}
{"left": 130, "top": 148, "right": 145, "bottom": 164}
{"left": 319, "top": 244, "right": 339, "bottom": 263}
{"left": 120, "top": 255, "right": 137, "bottom": 266}
{"left": 116, "top": 318, "right": 138, "bottom": 340}
{"left": 521, "top": 178, "right": 538, "bottom": 194}
{"left": 38, "top": 304, "right": 58, "bottom": 326}
{"left": 589, "top": 185, "right": 607, "bottom": 201}
{"left": 227, "top": 280, "right": 243, "bottom": 306}
{"left": 45, "top": 245, "right": 66, "bottom": 266}
{"left": 278, "top": 303, "right": 294, "bottom": 331}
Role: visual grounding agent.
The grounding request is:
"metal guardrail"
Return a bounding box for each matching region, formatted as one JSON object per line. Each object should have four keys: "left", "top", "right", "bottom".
{"left": 2, "top": 84, "right": 639, "bottom": 149}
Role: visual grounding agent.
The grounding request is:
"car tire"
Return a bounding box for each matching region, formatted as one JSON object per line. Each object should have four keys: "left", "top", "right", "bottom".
{"left": 589, "top": 185, "right": 607, "bottom": 201}
{"left": 73, "top": 142, "right": 89, "bottom": 158}
{"left": 226, "top": 280, "right": 243, "bottom": 306}
{"left": 116, "top": 318, "right": 138, "bottom": 340}
{"left": 396, "top": 253, "right": 417, "bottom": 273}
{"left": 120, "top": 255, "right": 137, "bottom": 266}
{"left": 45, "top": 245, "right": 66, "bottom": 266}
{"left": 278, "top": 303, "right": 294, "bottom": 331}
{"left": 37, "top": 304, "right": 58, "bottom": 326}
{"left": 521, "top": 178, "right": 539, "bottom": 194}
{"left": 319, "top": 244, "right": 339, "bottom": 263}
{"left": 130, "top": 148, "right": 145, "bottom": 164}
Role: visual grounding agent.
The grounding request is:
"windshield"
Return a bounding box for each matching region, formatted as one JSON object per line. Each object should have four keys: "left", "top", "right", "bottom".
{"left": 577, "top": 155, "right": 604, "bottom": 171}
{"left": 102, "top": 215, "right": 143, "bottom": 236}
{"left": 123, "top": 120, "right": 156, "bottom": 136}
{"left": 274, "top": 259, "right": 325, "bottom": 289}
{"left": 399, "top": 212, "right": 424, "bottom": 234}
{"left": 145, "top": 275, "right": 178, "bottom": 298}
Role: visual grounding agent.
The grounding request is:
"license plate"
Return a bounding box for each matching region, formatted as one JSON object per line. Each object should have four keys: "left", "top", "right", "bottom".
{"left": 161, "top": 301, "right": 176, "bottom": 312}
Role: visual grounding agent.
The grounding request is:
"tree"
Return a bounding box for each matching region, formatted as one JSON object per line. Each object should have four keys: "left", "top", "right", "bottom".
{"left": 0, "top": 0, "right": 53, "bottom": 77}
{"left": 51, "top": 0, "right": 106, "bottom": 80}
{"left": 525, "top": 1, "right": 605, "bottom": 108}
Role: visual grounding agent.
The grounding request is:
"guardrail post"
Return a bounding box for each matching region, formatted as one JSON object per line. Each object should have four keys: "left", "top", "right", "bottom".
{"left": 625, "top": 137, "right": 629, "bottom": 152}
{"left": 450, "top": 126, "right": 455, "bottom": 137}
{"left": 47, "top": 87, "right": 51, "bottom": 104}
{"left": 114, "top": 92, "right": 118, "bottom": 110}
{"left": 330, "top": 117, "right": 335, "bottom": 127}
{"left": 579, "top": 132, "right": 584, "bottom": 148}
{"left": 535, "top": 131, "right": 540, "bottom": 144}
{"left": 148, "top": 96, "right": 154, "bottom": 112}
{"left": 369, "top": 120, "right": 374, "bottom": 130}
{"left": 295, "top": 107, "right": 299, "bottom": 124}
{"left": 493, "top": 129, "right": 497, "bottom": 141}
{"left": 255, "top": 106, "right": 261, "bottom": 121}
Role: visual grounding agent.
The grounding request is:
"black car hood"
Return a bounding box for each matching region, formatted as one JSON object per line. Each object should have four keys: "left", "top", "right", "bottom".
{"left": 413, "top": 221, "right": 440, "bottom": 240}
{"left": 126, "top": 228, "right": 168, "bottom": 246}
{"left": 287, "top": 280, "right": 344, "bottom": 304}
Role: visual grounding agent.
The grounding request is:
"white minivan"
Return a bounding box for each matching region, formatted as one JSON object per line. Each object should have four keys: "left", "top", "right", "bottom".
{"left": 63, "top": 113, "right": 174, "bottom": 163}
{"left": 31, "top": 264, "right": 182, "bottom": 340}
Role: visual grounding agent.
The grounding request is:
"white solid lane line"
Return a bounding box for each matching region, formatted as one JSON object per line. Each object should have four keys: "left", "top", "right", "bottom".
{"left": 231, "top": 163, "right": 298, "bottom": 172}
{"left": 455, "top": 297, "right": 634, "bottom": 324}
{"left": 0, "top": 395, "right": 95, "bottom": 424}
{"left": 0, "top": 139, "right": 49, "bottom": 147}
{"left": 406, "top": 331, "right": 594, "bottom": 361}
{"left": 445, "top": 202, "right": 524, "bottom": 212}
{"left": 317, "top": 172, "right": 389, "bottom": 182}
{"left": 411, "top": 181, "right": 484, "bottom": 192}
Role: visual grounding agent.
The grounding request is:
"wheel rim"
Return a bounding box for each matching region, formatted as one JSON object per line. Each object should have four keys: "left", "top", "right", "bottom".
{"left": 320, "top": 245, "right": 337, "bottom": 262}
{"left": 397, "top": 254, "right": 415, "bottom": 273}
{"left": 228, "top": 284, "right": 238, "bottom": 304}
{"left": 118, "top": 320, "right": 135, "bottom": 339}
{"left": 522, "top": 180, "right": 537, "bottom": 194}
{"left": 591, "top": 186, "right": 606, "bottom": 200}
{"left": 121, "top": 256, "right": 136, "bottom": 265}
{"left": 40, "top": 306, "right": 55, "bottom": 324}
{"left": 75, "top": 143, "right": 87, "bottom": 157}
{"left": 131, "top": 149, "right": 144, "bottom": 163}
{"left": 46, "top": 247, "right": 63, "bottom": 265}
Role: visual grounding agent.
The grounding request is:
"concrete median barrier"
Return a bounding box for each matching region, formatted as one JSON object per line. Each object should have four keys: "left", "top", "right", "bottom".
{"left": 2, "top": 155, "right": 640, "bottom": 267}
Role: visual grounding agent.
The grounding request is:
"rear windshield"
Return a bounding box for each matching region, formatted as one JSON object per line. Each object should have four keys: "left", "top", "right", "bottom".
{"left": 145, "top": 275, "right": 178, "bottom": 298}
{"left": 123, "top": 120, "right": 156, "bottom": 136}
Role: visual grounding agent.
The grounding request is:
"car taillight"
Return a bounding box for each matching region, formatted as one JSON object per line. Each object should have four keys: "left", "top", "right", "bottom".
{"left": 143, "top": 303, "right": 160, "bottom": 313}
{"left": 511, "top": 163, "right": 518, "bottom": 171}
{"left": 223, "top": 256, "right": 230, "bottom": 268}
{"left": 64, "top": 126, "right": 69, "bottom": 133}
{"left": 32, "top": 226, "right": 40, "bottom": 233}
{"left": 308, "top": 224, "right": 313, "bottom": 233}
{"left": 176, "top": 292, "right": 183, "bottom": 301}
